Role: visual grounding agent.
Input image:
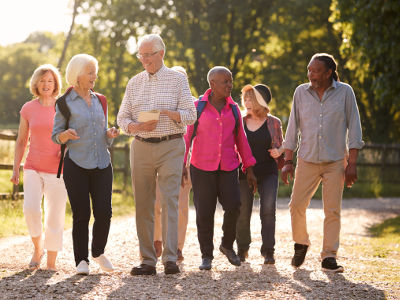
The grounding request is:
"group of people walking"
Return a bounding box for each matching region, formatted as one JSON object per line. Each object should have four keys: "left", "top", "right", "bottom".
{"left": 11, "top": 33, "right": 364, "bottom": 276}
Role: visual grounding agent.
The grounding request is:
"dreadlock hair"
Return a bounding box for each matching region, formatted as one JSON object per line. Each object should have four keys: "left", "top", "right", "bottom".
{"left": 311, "top": 53, "right": 340, "bottom": 82}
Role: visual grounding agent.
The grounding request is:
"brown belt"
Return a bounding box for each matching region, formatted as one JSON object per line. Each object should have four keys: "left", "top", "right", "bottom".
{"left": 135, "top": 133, "right": 183, "bottom": 143}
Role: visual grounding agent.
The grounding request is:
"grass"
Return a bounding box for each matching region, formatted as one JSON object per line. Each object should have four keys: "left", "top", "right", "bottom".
{"left": 343, "top": 215, "right": 400, "bottom": 284}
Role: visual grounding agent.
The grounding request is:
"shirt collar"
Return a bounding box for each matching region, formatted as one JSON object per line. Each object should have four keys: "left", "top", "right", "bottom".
{"left": 306, "top": 79, "right": 337, "bottom": 92}
{"left": 69, "top": 88, "right": 96, "bottom": 101}
{"left": 202, "top": 88, "right": 236, "bottom": 105}
{"left": 145, "top": 64, "right": 167, "bottom": 81}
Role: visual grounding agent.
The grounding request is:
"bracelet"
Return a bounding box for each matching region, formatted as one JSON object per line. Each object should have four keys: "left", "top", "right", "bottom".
{"left": 284, "top": 160, "right": 293, "bottom": 165}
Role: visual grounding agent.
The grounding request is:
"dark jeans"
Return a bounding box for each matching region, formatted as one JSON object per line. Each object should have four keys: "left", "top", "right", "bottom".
{"left": 190, "top": 165, "right": 241, "bottom": 259}
{"left": 236, "top": 173, "right": 278, "bottom": 255}
{"left": 63, "top": 154, "right": 113, "bottom": 266}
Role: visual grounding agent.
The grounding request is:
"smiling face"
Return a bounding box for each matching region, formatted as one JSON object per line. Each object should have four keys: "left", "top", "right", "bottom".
{"left": 307, "top": 58, "right": 332, "bottom": 90}
{"left": 77, "top": 62, "right": 97, "bottom": 90}
{"left": 138, "top": 41, "right": 164, "bottom": 75}
{"left": 210, "top": 70, "right": 233, "bottom": 99}
{"left": 37, "top": 71, "right": 56, "bottom": 98}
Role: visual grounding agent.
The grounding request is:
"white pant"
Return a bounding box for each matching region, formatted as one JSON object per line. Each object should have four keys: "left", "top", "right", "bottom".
{"left": 23, "top": 169, "right": 68, "bottom": 251}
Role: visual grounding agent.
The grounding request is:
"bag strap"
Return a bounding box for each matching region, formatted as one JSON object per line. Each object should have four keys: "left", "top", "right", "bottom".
{"left": 190, "top": 96, "right": 206, "bottom": 144}
{"left": 55, "top": 88, "right": 108, "bottom": 178}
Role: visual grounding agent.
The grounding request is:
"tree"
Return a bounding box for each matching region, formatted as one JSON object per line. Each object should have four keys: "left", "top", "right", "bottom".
{"left": 331, "top": 0, "right": 400, "bottom": 143}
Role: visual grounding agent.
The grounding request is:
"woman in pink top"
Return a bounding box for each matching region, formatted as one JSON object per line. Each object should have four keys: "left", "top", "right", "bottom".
{"left": 184, "top": 66, "right": 257, "bottom": 271}
{"left": 11, "top": 64, "right": 68, "bottom": 271}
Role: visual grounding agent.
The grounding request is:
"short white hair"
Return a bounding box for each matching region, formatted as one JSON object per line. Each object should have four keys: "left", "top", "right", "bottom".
{"left": 65, "top": 54, "right": 98, "bottom": 86}
{"left": 137, "top": 34, "right": 165, "bottom": 52}
{"left": 171, "top": 66, "right": 188, "bottom": 78}
{"left": 207, "top": 66, "right": 231, "bottom": 85}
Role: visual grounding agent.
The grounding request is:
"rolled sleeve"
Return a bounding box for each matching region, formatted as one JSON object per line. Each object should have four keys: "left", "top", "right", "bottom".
{"left": 177, "top": 78, "right": 196, "bottom": 126}
{"left": 283, "top": 95, "right": 299, "bottom": 151}
{"left": 117, "top": 80, "right": 135, "bottom": 135}
{"left": 346, "top": 86, "right": 365, "bottom": 149}
{"left": 236, "top": 112, "right": 256, "bottom": 170}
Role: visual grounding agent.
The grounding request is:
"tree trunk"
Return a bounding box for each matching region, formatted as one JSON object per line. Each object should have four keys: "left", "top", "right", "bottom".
{"left": 57, "top": 0, "right": 81, "bottom": 70}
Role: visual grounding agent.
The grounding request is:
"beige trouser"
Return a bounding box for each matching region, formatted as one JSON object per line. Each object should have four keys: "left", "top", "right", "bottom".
{"left": 289, "top": 157, "right": 345, "bottom": 260}
{"left": 130, "top": 137, "right": 185, "bottom": 266}
{"left": 154, "top": 167, "right": 191, "bottom": 251}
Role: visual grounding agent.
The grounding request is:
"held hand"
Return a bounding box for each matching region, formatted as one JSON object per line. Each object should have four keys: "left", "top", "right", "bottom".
{"left": 60, "top": 129, "right": 79, "bottom": 143}
{"left": 281, "top": 164, "right": 294, "bottom": 185}
{"left": 268, "top": 148, "right": 280, "bottom": 159}
{"left": 181, "top": 166, "right": 188, "bottom": 187}
{"left": 107, "top": 127, "right": 120, "bottom": 138}
{"left": 345, "top": 162, "right": 357, "bottom": 188}
{"left": 10, "top": 170, "right": 20, "bottom": 185}
{"left": 246, "top": 167, "right": 258, "bottom": 194}
{"left": 140, "top": 120, "right": 158, "bottom": 132}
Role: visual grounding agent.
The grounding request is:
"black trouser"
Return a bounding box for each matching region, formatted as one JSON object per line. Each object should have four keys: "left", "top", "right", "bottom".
{"left": 190, "top": 165, "right": 241, "bottom": 259}
{"left": 63, "top": 153, "right": 113, "bottom": 266}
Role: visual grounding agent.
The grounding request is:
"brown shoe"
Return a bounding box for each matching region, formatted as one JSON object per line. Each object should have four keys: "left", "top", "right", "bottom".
{"left": 154, "top": 240, "right": 162, "bottom": 257}
{"left": 177, "top": 249, "right": 184, "bottom": 262}
{"left": 164, "top": 261, "right": 180, "bottom": 275}
{"left": 130, "top": 264, "right": 156, "bottom": 276}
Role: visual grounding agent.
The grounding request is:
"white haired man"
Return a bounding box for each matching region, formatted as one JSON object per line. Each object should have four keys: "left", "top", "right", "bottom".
{"left": 117, "top": 34, "right": 196, "bottom": 275}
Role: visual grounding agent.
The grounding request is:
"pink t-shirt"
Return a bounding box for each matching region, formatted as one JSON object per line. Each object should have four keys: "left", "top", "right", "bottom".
{"left": 20, "top": 99, "right": 60, "bottom": 174}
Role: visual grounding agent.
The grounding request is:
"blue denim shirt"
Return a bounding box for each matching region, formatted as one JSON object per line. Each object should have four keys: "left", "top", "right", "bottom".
{"left": 52, "top": 89, "right": 113, "bottom": 169}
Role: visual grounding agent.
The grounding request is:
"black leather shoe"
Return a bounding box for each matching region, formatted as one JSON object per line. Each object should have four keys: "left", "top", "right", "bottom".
{"left": 199, "top": 258, "right": 212, "bottom": 270}
{"left": 219, "top": 245, "right": 241, "bottom": 266}
{"left": 263, "top": 249, "right": 275, "bottom": 265}
{"left": 237, "top": 249, "right": 248, "bottom": 262}
{"left": 164, "top": 261, "right": 180, "bottom": 275}
{"left": 130, "top": 264, "right": 156, "bottom": 276}
{"left": 291, "top": 243, "right": 308, "bottom": 267}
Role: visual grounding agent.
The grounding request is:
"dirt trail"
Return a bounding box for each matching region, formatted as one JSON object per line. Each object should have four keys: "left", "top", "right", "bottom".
{"left": 0, "top": 198, "right": 399, "bottom": 299}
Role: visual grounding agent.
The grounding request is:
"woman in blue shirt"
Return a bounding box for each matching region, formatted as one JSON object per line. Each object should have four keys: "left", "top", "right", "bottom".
{"left": 52, "top": 54, "right": 119, "bottom": 275}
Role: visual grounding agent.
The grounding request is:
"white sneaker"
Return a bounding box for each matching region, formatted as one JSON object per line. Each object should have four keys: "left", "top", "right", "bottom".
{"left": 76, "top": 260, "right": 89, "bottom": 275}
{"left": 93, "top": 254, "right": 114, "bottom": 272}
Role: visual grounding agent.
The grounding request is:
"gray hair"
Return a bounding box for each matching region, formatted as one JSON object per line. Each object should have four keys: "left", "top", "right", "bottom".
{"left": 65, "top": 54, "right": 98, "bottom": 86}
{"left": 137, "top": 34, "right": 165, "bottom": 52}
{"left": 30, "top": 64, "right": 62, "bottom": 98}
{"left": 207, "top": 66, "right": 231, "bottom": 85}
{"left": 171, "top": 66, "right": 187, "bottom": 78}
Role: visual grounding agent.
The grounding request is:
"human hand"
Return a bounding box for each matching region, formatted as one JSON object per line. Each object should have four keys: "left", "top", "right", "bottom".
{"left": 139, "top": 120, "right": 158, "bottom": 132}
{"left": 281, "top": 164, "right": 294, "bottom": 185}
{"left": 246, "top": 167, "right": 257, "bottom": 194}
{"left": 107, "top": 127, "right": 120, "bottom": 138}
{"left": 181, "top": 166, "right": 188, "bottom": 187}
{"left": 345, "top": 162, "right": 357, "bottom": 188}
{"left": 10, "top": 170, "right": 20, "bottom": 185}
{"left": 268, "top": 148, "right": 281, "bottom": 159}
{"left": 59, "top": 129, "right": 79, "bottom": 143}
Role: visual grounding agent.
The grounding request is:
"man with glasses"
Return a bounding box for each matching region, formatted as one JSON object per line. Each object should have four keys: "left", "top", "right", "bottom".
{"left": 117, "top": 34, "right": 196, "bottom": 276}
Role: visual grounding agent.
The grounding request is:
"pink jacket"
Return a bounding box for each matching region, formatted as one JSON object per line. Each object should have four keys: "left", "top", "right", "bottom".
{"left": 184, "top": 89, "right": 256, "bottom": 172}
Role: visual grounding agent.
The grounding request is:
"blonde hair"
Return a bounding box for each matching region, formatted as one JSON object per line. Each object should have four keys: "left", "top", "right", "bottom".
{"left": 241, "top": 89, "right": 269, "bottom": 118}
{"left": 66, "top": 54, "right": 98, "bottom": 86}
{"left": 30, "top": 64, "right": 62, "bottom": 97}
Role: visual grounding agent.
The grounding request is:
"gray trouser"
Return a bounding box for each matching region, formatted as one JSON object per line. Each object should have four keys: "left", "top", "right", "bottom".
{"left": 131, "top": 137, "right": 185, "bottom": 266}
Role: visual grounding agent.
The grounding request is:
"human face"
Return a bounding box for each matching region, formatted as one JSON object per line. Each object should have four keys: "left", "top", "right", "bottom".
{"left": 137, "top": 42, "right": 164, "bottom": 75}
{"left": 307, "top": 59, "right": 332, "bottom": 90}
{"left": 243, "top": 91, "right": 255, "bottom": 114}
{"left": 77, "top": 63, "right": 97, "bottom": 90}
{"left": 210, "top": 71, "right": 233, "bottom": 99}
{"left": 37, "top": 71, "right": 56, "bottom": 98}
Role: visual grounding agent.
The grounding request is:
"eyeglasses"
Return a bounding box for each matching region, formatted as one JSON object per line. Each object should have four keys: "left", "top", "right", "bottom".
{"left": 136, "top": 50, "right": 159, "bottom": 60}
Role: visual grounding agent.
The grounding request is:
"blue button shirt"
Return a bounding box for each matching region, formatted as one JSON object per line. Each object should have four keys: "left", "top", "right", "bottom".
{"left": 52, "top": 89, "right": 113, "bottom": 169}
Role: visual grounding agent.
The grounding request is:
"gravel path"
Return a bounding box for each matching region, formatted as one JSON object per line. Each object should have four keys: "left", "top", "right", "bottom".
{"left": 0, "top": 198, "right": 399, "bottom": 299}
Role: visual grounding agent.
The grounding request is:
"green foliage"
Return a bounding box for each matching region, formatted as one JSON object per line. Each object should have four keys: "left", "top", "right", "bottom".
{"left": 331, "top": 0, "right": 400, "bottom": 143}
